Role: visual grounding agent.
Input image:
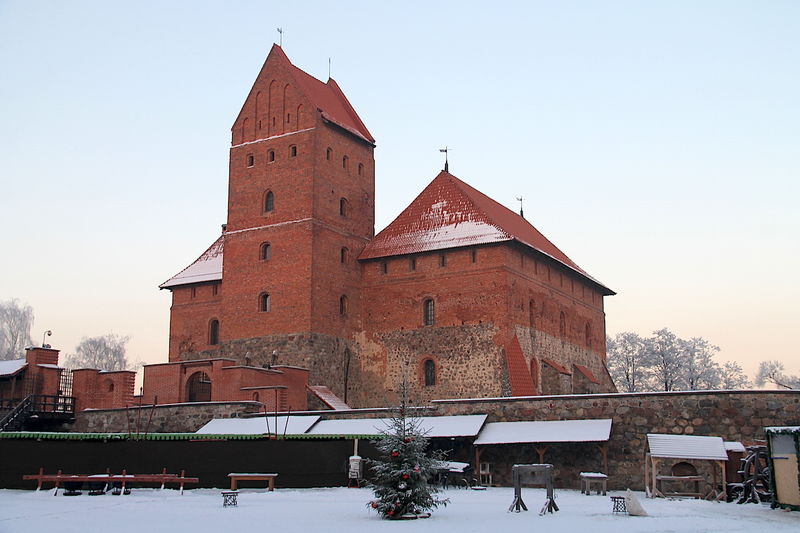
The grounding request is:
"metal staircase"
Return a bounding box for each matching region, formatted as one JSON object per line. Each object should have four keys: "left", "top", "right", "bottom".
{"left": 0, "top": 395, "right": 34, "bottom": 432}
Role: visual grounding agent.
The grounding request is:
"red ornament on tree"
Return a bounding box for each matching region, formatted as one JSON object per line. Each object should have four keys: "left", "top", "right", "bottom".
{"left": 402, "top": 474, "right": 410, "bottom": 479}
{"left": 391, "top": 450, "right": 399, "bottom": 457}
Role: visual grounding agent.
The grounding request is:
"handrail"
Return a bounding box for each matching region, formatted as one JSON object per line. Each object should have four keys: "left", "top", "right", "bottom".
{"left": 0, "top": 395, "right": 33, "bottom": 432}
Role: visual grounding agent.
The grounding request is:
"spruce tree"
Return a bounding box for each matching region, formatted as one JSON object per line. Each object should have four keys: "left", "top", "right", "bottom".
{"left": 367, "top": 398, "right": 448, "bottom": 519}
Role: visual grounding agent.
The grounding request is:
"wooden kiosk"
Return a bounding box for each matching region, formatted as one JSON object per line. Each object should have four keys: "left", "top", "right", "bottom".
{"left": 644, "top": 434, "right": 728, "bottom": 500}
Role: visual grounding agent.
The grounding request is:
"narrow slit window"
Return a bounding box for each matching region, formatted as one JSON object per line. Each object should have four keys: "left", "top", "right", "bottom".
{"left": 246, "top": 154, "right": 254, "bottom": 167}
{"left": 264, "top": 191, "right": 275, "bottom": 212}
{"left": 259, "top": 293, "right": 271, "bottom": 312}
{"left": 424, "top": 359, "right": 436, "bottom": 386}
{"left": 423, "top": 298, "right": 435, "bottom": 326}
{"left": 260, "top": 242, "right": 271, "bottom": 261}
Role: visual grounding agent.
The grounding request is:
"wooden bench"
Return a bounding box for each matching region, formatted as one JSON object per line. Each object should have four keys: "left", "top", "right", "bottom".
{"left": 580, "top": 472, "right": 608, "bottom": 495}
{"left": 227, "top": 473, "right": 278, "bottom": 491}
{"left": 23, "top": 467, "right": 199, "bottom": 495}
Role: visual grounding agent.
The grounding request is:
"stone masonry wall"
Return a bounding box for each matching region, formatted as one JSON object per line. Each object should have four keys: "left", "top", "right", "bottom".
{"left": 432, "top": 390, "right": 800, "bottom": 489}
{"left": 72, "top": 401, "right": 263, "bottom": 433}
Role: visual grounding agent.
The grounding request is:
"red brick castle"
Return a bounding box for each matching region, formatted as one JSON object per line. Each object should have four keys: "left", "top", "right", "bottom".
{"left": 159, "top": 45, "right": 616, "bottom": 408}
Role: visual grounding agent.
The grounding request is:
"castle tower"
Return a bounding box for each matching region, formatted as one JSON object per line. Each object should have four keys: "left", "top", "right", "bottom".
{"left": 162, "top": 45, "right": 375, "bottom": 402}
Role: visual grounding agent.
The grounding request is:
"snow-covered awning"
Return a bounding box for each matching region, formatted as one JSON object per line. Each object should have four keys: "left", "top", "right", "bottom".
{"left": 473, "top": 419, "right": 612, "bottom": 445}
{"left": 724, "top": 441, "right": 746, "bottom": 453}
{"left": 307, "top": 415, "right": 488, "bottom": 438}
{"left": 196, "top": 415, "right": 320, "bottom": 435}
{"left": 0, "top": 359, "right": 27, "bottom": 377}
{"left": 647, "top": 434, "right": 728, "bottom": 460}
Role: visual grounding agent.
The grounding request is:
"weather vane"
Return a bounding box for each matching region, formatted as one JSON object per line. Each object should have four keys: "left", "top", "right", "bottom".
{"left": 516, "top": 196, "right": 524, "bottom": 218}
{"left": 439, "top": 146, "right": 452, "bottom": 172}
{"left": 277, "top": 27, "right": 283, "bottom": 47}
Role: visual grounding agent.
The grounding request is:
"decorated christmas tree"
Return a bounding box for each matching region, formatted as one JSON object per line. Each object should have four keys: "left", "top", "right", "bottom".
{"left": 367, "top": 392, "right": 448, "bottom": 519}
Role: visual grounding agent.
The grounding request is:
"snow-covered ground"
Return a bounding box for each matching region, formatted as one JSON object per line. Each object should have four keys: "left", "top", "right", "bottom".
{"left": 0, "top": 486, "right": 796, "bottom": 533}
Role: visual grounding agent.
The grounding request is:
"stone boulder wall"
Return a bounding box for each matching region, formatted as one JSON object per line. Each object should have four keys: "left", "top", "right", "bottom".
{"left": 432, "top": 390, "right": 800, "bottom": 490}
{"left": 72, "top": 401, "right": 263, "bottom": 433}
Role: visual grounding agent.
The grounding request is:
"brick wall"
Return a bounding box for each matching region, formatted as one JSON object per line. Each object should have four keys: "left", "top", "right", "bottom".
{"left": 72, "top": 369, "right": 135, "bottom": 411}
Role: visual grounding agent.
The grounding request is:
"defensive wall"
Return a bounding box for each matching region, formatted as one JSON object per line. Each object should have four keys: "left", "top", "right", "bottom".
{"left": 5, "top": 390, "right": 799, "bottom": 491}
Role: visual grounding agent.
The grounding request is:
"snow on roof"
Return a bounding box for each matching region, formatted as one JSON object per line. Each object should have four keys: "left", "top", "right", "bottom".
{"left": 724, "top": 441, "right": 746, "bottom": 453}
{"left": 647, "top": 434, "right": 728, "bottom": 460}
{"left": 0, "top": 359, "right": 27, "bottom": 377}
{"left": 160, "top": 235, "right": 223, "bottom": 289}
{"left": 307, "top": 415, "right": 488, "bottom": 437}
{"left": 765, "top": 426, "right": 800, "bottom": 434}
{"left": 196, "top": 415, "right": 320, "bottom": 435}
{"left": 473, "top": 419, "right": 612, "bottom": 445}
{"left": 358, "top": 171, "right": 613, "bottom": 295}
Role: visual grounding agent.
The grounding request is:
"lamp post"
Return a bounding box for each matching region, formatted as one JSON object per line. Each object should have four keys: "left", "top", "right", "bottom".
{"left": 42, "top": 330, "right": 52, "bottom": 348}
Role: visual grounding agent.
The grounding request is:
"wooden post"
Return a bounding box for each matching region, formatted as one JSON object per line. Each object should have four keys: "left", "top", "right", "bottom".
{"left": 180, "top": 469, "right": 185, "bottom": 495}
{"left": 719, "top": 460, "right": 727, "bottom": 501}
{"left": 535, "top": 446, "right": 547, "bottom": 464}
{"left": 35, "top": 467, "right": 43, "bottom": 491}
{"left": 53, "top": 469, "right": 62, "bottom": 496}
{"left": 474, "top": 447, "right": 482, "bottom": 477}
{"left": 596, "top": 443, "right": 609, "bottom": 474}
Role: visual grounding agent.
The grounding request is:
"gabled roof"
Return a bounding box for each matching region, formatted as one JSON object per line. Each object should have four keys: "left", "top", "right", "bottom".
{"left": 359, "top": 171, "right": 613, "bottom": 294}
{"left": 646, "top": 434, "right": 728, "bottom": 460}
{"left": 159, "top": 235, "right": 223, "bottom": 290}
{"left": 235, "top": 45, "right": 374, "bottom": 145}
{"left": 573, "top": 364, "right": 600, "bottom": 384}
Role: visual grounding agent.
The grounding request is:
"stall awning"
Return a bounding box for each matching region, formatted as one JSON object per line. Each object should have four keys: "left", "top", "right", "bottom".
{"left": 473, "top": 419, "right": 612, "bottom": 445}
{"left": 196, "top": 416, "right": 320, "bottom": 435}
{"left": 646, "top": 434, "right": 728, "bottom": 460}
{"left": 307, "top": 415, "right": 488, "bottom": 438}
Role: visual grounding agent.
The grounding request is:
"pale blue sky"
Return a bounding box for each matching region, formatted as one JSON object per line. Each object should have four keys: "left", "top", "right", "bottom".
{"left": 1, "top": 1, "right": 798, "bottom": 377}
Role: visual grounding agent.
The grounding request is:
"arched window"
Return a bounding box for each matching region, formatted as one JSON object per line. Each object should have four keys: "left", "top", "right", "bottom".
{"left": 268, "top": 149, "right": 275, "bottom": 162}
{"left": 326, "top": 147, "right": 332, "bottom": 160}
{"left": 339, "top": 197, "right": 348, "bottom": 217}
{"left": 424, "top": 359, "right": 436, "bottom": 386}
{"left": 246, "top": 154, "right": 254, "bottom": 167}
{"left": 259, "top": 292, "right": 271, "bottom": 312}
{"left": 339, "top": 295, "right": 348, "bottom": 316}
{"left": 342, "top": 155, "right": 349, "bottom": 169}
{"left": 559, "top": 311, "right": 566, "bottom": 339}
{"left": 340, "top": 247, "right": 348, "bottom": 264}
{"left": 253, "top": 392, "right": 260, "bottom": 402}
{"left": 105, "top": 380, "right": 115, "bottom": 393}
{"left": 264, "top": 191, "right": 275, "bottom": 212}
{"left": 289, "top": 145, "right": 297, "bottom": 157}
{"left": 209, "top": 319, "right": 220, "bottom": 345}
{"left": 423, "top": 298, "right": 435, "bottom": 326}
{"left": 260, "top": 242, "right": 271, "bottom": 261}
{"left": 585, "top": 322, "right": 592, "bottom": 349}
{"left": 358, "top": 163, "right": 364, "bottom": 176}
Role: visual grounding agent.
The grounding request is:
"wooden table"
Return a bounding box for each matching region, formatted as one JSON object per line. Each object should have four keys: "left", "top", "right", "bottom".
{"left": 580, "top": 472, "right": 608, "bottom": 495}
{"left": 227, "top": 473, "right": 278, "bottom": 491}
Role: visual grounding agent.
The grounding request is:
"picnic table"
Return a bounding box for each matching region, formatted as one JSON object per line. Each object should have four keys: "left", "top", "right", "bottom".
{"left": 23, "top": 468, "right": 199, "bottom": 495}
{"left": 227, "top": 473, "right": 278, "bottom": 491}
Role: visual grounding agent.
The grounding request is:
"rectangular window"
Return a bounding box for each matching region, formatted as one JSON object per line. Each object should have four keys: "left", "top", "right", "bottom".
{"left": 439, "top": 254, "right": 446, "bottom": 267}
{"left": 381, "top": 261, "right": 388, "bottom": 274}
{"left": 410, "top": 258, "right": 416, "bottom": 271}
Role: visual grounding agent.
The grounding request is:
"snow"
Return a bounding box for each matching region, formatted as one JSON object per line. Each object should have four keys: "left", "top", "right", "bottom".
{"left": 307, "top": 415, "right": 488, "bottom": 437}
{"left": 195, "top": 416, "right": 320, "bottom": 435}
{"left": 0, "top": 359, "right": 26, "bottom": 377}
{"left": 474, "top": 419, "right": 612, "bottom": 445}
{"left": 647, "top": 434, "right": 728, "bottom": 461}
{"left": 724, "top": 441, "right": 747, "bottom": 453}
{"left": 1, "top": 486, "right": 796, "bottom": 533}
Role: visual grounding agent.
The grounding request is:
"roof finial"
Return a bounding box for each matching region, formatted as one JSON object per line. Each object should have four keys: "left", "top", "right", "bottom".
{"left": 277, "top": 27, "right": 283, "bottom": 47}
{"left": 516, "top": 196, "right": 525, "bottom": 218}
{"left": 439, "top": 146, "right": 451, "bottom": 172}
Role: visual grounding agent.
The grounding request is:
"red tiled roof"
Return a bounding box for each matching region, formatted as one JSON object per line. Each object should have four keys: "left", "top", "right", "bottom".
{"left": 573, "top": 364, "right": 600, "bottom": 384}
{"left": 541, "top": 358, "right": 572, "bottom": 375}
{"left": 359, "top": 171, "right": 613, "bottom": 294}
{"left": 307, "top": 385, "right": 351, "bottom": 410}
{"left": 505, "top": 336, "right": 535, "bottom": 396}
{"left": 159, "top": 235, "right": 224, "bottom": 289}
{"left": 273, "top": 46, "right": 374, "bottom": 145}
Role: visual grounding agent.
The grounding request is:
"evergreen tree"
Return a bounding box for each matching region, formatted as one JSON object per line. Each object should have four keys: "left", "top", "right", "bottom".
{"left": 367, "top": 400, "right": 448, "bottom": 519}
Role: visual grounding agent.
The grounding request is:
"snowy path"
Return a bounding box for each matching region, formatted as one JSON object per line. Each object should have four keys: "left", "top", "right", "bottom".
{"left": 0, "top": 486, "right": 796, "bottom": 533}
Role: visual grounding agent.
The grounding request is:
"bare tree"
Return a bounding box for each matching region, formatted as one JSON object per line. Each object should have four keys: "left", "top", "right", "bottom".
{"left": 756, "top": 360, "right": 800, "bottom": 390}
{"left": 64, "top": 334, "right": 130, "bottom": 371}
{"left": 606, "top": 332, "right": 649, "bottom": 392}
{"left": 720, "top": 361, "right": 751, "bottom": 389}
{"left": 681, "top": 337, "right": 721, "bottom": 390}
{"left": 646, "top": 328, "right": 686, "bottom": 391}
{"left": 0, "top": 299, "right": 35, "bottom": 360}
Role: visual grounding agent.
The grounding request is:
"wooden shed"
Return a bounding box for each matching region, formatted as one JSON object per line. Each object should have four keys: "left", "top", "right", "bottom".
{"left": 645, "top": 433, "right": 728, "bottom": 500}
{"left": 765, "top": 426, "right": 800, "bottom": 511}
